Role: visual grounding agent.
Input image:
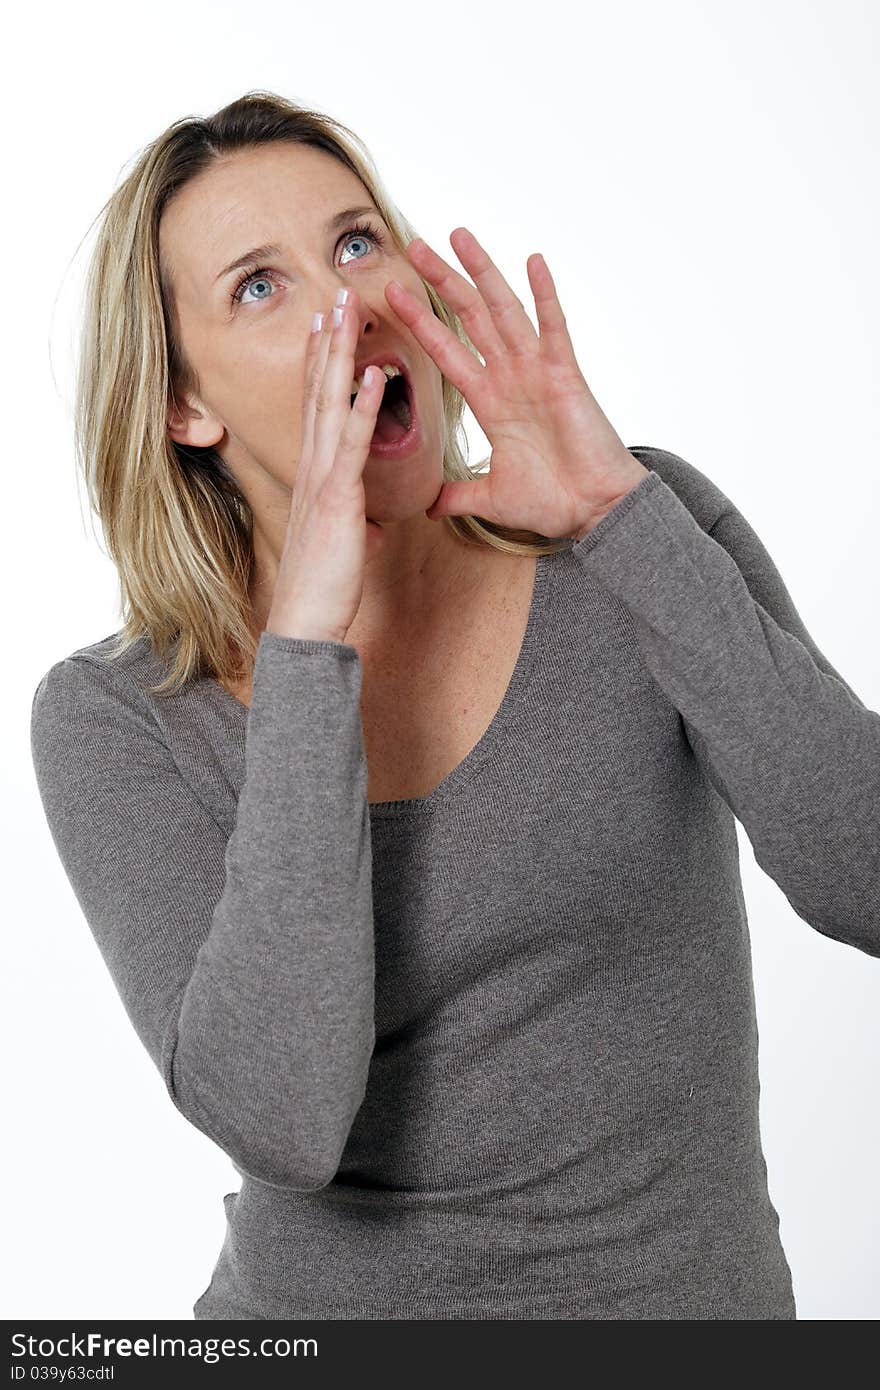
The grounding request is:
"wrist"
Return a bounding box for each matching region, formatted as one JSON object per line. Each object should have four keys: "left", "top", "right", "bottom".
{"left": 264, "top": 610, "right": 347, "bottom": 644}
{"left": 570, "top": 459, "right": 651, "bottom": 542}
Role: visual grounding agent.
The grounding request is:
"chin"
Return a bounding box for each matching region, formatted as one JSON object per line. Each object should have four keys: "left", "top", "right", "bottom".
{"left": 363, "top": 459, "right": 444, "bottom": 520}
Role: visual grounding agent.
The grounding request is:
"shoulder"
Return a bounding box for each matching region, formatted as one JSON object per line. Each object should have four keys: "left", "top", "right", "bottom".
{"left": 625, "top": 443, "right": 794, "bottom": 605}
{"left": 627, "top": 444, "right": 735, "bottom": 534}
{"left": 31, "top": 627, "right": 167, "bottom": 703}
{"left": 31, "top": 629, "right": 160, "bottom": 755}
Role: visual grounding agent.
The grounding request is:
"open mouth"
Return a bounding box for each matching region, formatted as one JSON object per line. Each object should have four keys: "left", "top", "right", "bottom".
{"left": 352, "top": 368, "right": 415, "bottom": 445}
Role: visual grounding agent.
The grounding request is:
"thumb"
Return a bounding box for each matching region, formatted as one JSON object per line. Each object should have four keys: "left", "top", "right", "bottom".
{"left": 426, "top": 476, "right": 494, "bottom": 522}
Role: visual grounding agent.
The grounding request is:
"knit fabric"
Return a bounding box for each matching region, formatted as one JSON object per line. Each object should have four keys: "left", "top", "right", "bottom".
{"left": 30, "top": 446, "right": 879, "bottom": 1319}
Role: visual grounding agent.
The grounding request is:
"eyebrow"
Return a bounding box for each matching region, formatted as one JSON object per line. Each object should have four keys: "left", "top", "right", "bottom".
{"left": 214, "top": 205, "right": 381, "bottom": 284}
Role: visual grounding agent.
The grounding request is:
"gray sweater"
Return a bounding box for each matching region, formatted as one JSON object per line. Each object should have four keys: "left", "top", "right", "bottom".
{"left": 30, "top": 446, "right": 879, "bottom": 1320}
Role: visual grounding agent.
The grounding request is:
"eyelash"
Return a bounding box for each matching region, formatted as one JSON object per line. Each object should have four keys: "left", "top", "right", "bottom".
{"left": 230, "top": 220, "right": 387, "bottom": 304}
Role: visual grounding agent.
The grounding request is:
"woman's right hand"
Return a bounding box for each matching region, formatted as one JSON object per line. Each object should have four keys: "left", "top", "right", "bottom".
{"left": 265, "top": 287, "right": 387, "bottom": 645}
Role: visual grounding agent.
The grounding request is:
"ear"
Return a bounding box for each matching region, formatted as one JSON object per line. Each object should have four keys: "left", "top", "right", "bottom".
{"left": 166, "top": 388, "right": 225, "bottom": 449}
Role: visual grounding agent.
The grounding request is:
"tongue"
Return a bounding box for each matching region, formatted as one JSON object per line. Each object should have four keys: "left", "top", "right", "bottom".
{"left": 371, "top": 397, "right": 410, "bottom": 444}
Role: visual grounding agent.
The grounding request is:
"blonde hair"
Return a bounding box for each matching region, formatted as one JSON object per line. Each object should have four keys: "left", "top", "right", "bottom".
{"left": 74, "top": 90, "right": 570, "bottom": 696}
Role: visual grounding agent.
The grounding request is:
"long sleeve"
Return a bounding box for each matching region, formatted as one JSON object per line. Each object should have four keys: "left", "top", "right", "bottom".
{"left": 570, "top": 463, "right": 880, "bottom": 957}
{"left": 30, "top": 631, "right": 376, "bottom": 1189}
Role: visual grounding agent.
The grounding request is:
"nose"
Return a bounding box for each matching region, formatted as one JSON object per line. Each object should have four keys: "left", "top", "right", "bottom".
{"left": 319, "top": 283, "right": 378, "bottom": 341}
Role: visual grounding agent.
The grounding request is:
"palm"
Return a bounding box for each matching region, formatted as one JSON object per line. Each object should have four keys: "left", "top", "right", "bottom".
{"left": 384, "top": 228, "right": 647, "bottom": 537}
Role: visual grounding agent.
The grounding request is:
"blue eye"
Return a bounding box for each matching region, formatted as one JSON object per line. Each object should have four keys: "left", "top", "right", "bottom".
{"left": 230, "top": 219, "right": 387, "bottom": 305}
{"left": 339, "top": 221, "right": 384, "bottom": 265}
{"left": 231, "top": 269, "right": 276, "bottom": 306}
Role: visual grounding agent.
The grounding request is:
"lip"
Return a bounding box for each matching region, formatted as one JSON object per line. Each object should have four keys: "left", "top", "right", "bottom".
{"left": 354, "top": 353, "right": 423, "bottom": 459}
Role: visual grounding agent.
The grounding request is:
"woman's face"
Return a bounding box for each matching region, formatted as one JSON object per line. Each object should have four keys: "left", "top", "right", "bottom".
{"left": 161, "top": 142, "right": 445, "bottom": 520}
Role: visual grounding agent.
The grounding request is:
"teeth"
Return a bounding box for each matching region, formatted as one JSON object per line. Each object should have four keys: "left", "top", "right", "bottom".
{"left": 350, "top": 362, "right": 402, "bottom": 398}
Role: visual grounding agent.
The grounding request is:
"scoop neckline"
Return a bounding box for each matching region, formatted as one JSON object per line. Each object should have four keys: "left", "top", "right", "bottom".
{"left": 213, "top": 548, "right": 557, "bottom": 818}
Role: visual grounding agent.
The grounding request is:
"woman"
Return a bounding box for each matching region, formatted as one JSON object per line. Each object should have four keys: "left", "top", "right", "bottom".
{"left": 30, "top": 90, "right": 879, "bottom": 1320}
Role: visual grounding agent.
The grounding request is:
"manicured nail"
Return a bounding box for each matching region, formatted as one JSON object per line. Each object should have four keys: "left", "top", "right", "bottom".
{"left": 335, "top": 287, "right": 350, "bottom": 306}
{"left": 311, "top": 311, "right": 324, "bottom": 333}
{"left": 332, "top": 304, "right": 344, "bottom": 329}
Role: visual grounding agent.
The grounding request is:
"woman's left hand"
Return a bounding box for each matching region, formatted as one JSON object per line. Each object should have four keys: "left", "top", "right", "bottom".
{"left": 385, "top": 227, "right": 650, "bottom": 540}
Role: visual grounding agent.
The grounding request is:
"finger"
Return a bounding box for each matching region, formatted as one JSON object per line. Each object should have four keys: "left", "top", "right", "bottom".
{"left": 397, "top": 235, "right": 504, "bottom": 362}
{"left": 425, "top": 473, "right": 498, "bottom": 523}
{"left": 297, "top": 308, "right": 333, "bottom": 495}
{"left": 525, "top": 252, "right": 577, "bottom": 366}
{"left": 406, "top": 230, "right": 539, "bottom": 359}
{"left": 329, "top": 363, "right": 386, "bottom": 488}
{"left": 384, "top": 278, "right": 486, "bottom": 409}
{"left": 310, "top": 289, "right": 362, "bottom": 487}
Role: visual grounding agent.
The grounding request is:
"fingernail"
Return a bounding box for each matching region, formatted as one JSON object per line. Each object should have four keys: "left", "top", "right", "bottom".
{"left": 332, "top": 304, "right": 344, "bottom": 329}
{"left": 311, "top": 311, "right": 324, "bottom": 333}
{"left": 335, "top": 287, "right": 350, "bottom": 306}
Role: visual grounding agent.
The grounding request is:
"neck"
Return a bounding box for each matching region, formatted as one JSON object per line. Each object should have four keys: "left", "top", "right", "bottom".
{"left": 248, "top": 513, "right": 487, "bottom": 652}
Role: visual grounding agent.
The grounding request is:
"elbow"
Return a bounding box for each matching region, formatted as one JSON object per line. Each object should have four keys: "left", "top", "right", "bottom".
{"left": 162, "top": 1023, "right": 374, "bottom": 1191}
{"left": 756, "top": 839, "right": 880, "bottom": 960}
{"left": 225, "top": 1084, "right": 373, "bottom": 1191}
{"left": 812, "top": 916, "right": 880, "bottom": 960}
{"left": 233, "top": 1149, "right": 343, "bottom": 1193}
{"left": 789, "top": 897, "right": 880, "bottom": 960}
{"left": 169, "top": 1071, "right": 365, "bottom": 1190}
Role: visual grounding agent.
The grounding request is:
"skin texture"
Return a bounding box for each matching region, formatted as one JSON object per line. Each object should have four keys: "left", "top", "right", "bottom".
{"left": 385, "top": 233, "right": 649, "bottom": 537}
{"left": 162, "top": 142, "right": 484, "bottom": 649}
{"left": 161, "top": 142, "right": 647, "bottom": 664}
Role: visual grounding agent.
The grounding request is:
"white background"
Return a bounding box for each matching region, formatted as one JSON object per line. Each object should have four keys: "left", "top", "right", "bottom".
{"left": 4, "top": 0, "right": 878, "bottom": 1321}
